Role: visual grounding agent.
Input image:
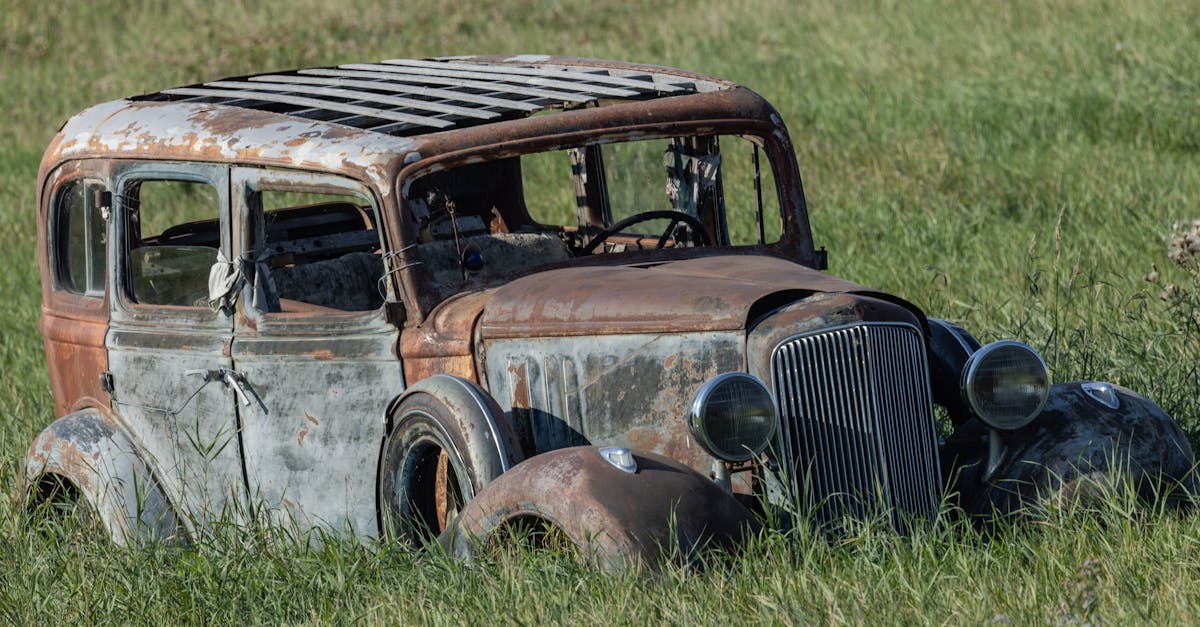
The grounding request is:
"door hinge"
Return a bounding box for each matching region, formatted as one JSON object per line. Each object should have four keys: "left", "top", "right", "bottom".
{"left": 99, "top": 371, "right": 115, "bottom": 394}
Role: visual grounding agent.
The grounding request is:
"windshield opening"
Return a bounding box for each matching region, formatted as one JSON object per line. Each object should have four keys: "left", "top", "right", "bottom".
{"left": 404, "top": 134, "right": 783, "bottom": 289}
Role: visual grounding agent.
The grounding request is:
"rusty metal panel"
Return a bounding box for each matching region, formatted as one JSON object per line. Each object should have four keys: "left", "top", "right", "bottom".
{"left": 44, "top": 100, "right": 412, "bottom": 199}
{"left": 482, "top": 331, "right": 744, "bottom": 473}
{"left": 41, "top": 312, "right": 109, "bottom": 416}
{"left": 479, "top": 255, "right": 869, "bottom": 338}
{"left": 399, "top": 289, "right": 491, "bottom": 383}
{"left": 445, "top": 447, "right": 759, "bottom": 571}
{"left": 26, "top": 409, "right": 182, "bottom": 544}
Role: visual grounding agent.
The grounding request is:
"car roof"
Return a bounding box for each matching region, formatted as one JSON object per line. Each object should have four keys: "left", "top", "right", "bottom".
{"left": 40, "top": 56, "right": 766, "bottom": 196}
{"left": 133, "top": 55, "right": 734, "bottom": 138}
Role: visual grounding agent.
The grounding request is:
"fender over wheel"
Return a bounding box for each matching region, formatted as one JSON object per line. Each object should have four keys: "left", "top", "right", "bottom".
{"left": 24, "top": 409, "right": 183, "bottom": 545}
{"left": 441, "top": 446, "right": 761, "bottom": 571}
{"left": 378, "top": 375, "right": 522, "bottom": 544}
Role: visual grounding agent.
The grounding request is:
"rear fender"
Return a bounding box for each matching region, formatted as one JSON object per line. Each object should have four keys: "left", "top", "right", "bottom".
{"left": 25, "top": 408, "right": 183, "bottom": 544}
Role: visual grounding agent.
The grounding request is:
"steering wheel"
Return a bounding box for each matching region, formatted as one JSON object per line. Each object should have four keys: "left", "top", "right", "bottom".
{"left": 580, "top": 210, "right": 712, "bottom": 254}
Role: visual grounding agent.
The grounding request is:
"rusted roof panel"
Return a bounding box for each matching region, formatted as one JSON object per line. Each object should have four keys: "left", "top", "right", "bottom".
{"left": 134, "top": 55, "right": 731, "bottom": 138}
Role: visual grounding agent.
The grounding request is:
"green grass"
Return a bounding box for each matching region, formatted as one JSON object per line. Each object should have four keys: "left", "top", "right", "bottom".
{"left": 4, "top": 0, "right": 1200, "bottom": 622}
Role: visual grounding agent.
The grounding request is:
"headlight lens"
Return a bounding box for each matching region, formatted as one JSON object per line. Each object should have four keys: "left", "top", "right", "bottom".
{"left": 961, "top": 340, "right": 1050, "bottom": 430}
{"left": 688, "top": 373, "right": 777, "bottom": 462}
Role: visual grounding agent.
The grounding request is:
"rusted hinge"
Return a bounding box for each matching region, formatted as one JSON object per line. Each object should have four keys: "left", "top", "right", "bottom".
{"left": 99, "top": 371, "right": 115, "bottom": 394}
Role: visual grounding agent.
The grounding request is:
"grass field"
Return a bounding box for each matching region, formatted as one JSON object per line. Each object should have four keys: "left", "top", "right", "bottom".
{"left": 4, "top": 0, "right": 1200, "bottom": 623}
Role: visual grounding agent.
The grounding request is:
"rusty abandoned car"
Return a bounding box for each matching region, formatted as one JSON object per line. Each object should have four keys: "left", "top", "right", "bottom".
{"left": 26, "top": 56, "right": 1196, "bottom": 566}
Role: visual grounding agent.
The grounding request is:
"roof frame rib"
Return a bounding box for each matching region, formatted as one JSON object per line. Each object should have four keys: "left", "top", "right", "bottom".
{"left": 141, "top": 57, "right": 710, "bottom": 138}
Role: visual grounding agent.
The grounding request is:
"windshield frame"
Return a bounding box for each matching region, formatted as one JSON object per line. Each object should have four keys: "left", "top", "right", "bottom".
{"left": 392, "top": 118, "right": 815, "bottom": 319}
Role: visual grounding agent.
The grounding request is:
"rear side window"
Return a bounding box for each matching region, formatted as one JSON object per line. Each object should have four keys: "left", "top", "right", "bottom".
{"left": 54, "top": 179, "right": 106, "bottom": 297}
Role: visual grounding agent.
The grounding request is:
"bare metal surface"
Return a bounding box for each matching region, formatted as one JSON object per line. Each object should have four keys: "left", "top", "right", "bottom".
{"left": 771, "top": 323, "right": 942, "bottom": 527}
{"left": 233, "top": 318, "right": 403, "bottom": 538}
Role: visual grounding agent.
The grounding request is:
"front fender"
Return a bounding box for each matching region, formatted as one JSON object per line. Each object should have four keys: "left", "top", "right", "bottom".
{"left": 25, "top": 409, "right": 182, "bottom": 544}
{"left": 441, "top": 446, "right": 760, "bottom": 570}
{"left": 944, "top": 382, "right": 1197, "bottom": 517}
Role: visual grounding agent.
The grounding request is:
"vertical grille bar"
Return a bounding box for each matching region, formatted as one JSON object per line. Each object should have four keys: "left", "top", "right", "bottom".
{"left": 771, "top": 322, "right": 942, "bottom": 528}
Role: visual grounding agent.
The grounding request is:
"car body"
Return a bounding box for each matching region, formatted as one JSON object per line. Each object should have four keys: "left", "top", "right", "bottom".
{"left": 26, "top": 55, "right": 1196, "bottom": 565}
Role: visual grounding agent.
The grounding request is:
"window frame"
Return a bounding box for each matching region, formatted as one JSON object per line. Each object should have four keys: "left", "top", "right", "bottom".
{"left": 50, "top": 176, "right": 108, "bottom": 299}
{"left": 109, "top": 161, "right": 231, "bottom": 326}
{"left": 232, "top": 166, "right": 394, "bottom": 327}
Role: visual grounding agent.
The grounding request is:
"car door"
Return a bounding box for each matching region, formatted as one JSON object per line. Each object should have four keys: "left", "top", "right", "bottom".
{"left": 229, "top": 167, "right": 404, "bottom": 538}
{"left": 105, "top": 162, "right": 247, "bottom": 535}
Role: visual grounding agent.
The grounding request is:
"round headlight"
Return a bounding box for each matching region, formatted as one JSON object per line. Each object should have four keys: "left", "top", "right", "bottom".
{"left": 961, "top": 340, "right": 1050, "bottom": 430}
{"left": 688, "top": 373, "right": 777, "bottom": 462}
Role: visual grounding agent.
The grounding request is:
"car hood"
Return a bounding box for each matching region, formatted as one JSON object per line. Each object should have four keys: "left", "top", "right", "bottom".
{"left": 477, "top": 254, "right": 885, "bottom": 338}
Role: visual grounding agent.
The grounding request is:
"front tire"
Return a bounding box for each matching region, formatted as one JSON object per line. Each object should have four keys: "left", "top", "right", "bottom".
{"left": 379, "top": 381, "right": 521, "bottom": 544}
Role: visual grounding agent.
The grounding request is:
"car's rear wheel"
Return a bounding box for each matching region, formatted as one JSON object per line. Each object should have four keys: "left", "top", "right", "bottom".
{"left": 27, "top": 473, "right": 102, "bottom": 537}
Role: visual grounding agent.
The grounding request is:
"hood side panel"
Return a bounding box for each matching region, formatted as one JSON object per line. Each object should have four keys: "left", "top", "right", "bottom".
{"left": 482, "top": 331, "right": 743, "bottom": 472}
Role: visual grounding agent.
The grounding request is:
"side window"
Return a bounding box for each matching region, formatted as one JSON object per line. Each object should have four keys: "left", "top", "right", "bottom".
{"left": 251, "top": 188, "right": 384, "bottom": 313}
{"left": 54, "top": 179, "right": 107, "bottom": 297}
{"left": 123, "top": 179, "right": 221, "bottom": 307}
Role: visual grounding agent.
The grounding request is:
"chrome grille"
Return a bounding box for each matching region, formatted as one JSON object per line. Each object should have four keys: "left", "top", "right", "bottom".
{"left": 771, "top": 322, "right": 942, "bottom": 528}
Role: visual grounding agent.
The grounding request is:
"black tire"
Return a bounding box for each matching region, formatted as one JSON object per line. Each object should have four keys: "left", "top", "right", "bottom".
{"left": 379, "top": 392, "right": 495, "bottom": 544}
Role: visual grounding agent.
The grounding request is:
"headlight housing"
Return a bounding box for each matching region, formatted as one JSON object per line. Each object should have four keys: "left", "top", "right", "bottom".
{"left": 688, "top": 373, "right": 777, "bottom": 462}
{"left": 961, "top": 340, "right": 1050, "bottom": 430}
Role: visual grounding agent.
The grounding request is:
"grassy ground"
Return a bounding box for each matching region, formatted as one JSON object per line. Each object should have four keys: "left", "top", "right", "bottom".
{"left": 3, "top": 0, "right": 1200, "bottom": 623}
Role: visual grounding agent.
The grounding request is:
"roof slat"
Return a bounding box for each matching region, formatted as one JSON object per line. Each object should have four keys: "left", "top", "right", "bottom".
{"left": 338, "top": 64, "right": 598, "bottom": 104}
{"left": 207, "top": 79, "right": 497, "bottom": 120}
{"left": 373, "top": 60, "right": 639, "bottom": 97}
{"left": 286, "top": 70, "right": 541, "bottom": 112}
{"left": 160, "top": 87, "right": 453, "bottom": 128}
{"left": 388, "top": 58, "right": 684, "bottom": 93}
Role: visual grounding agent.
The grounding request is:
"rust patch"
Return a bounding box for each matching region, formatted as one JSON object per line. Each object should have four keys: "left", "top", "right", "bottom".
{"left": 305, "top": 413, "right": 320, "bottom": 426}
{"left": 308, "top": 349, "right": 335, "bottom": 361}
{"left": 298, "top": 428, "right": 309, "bottom": 446}
{"left": 41, "top": 310, "right": 109, "bottom": 417}
{"left": 403, "top": 355, "right": 478, "bottom": 385}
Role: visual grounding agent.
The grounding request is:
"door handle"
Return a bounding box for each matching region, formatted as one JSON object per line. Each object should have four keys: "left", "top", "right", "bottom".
{"left": 185, "top": 368, "right": 270, "bottom": 415}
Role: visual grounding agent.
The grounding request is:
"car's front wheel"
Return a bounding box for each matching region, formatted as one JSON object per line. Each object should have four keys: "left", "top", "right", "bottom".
{"left": 378, "top": 376, "right": 522, "bottom": 544}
